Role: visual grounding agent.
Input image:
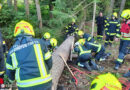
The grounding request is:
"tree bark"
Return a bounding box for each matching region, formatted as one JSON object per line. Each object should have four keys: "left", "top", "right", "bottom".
{"left": 7, "top": 0, "right": 12, "bottom": 7}
{"left": 14, "top": 0, "right": 17, "bottom": 12}
{"left": 49, "top": 0, "right": 53, "bottom": 18}
{"left": 91, "top": 1, "right": 96, "bottom": 37}
{"left": 35, "top": 0, "right": 43, "bottom": 29}
{"left": 24, "top": 0, "right": 30, "bottom": 19}
{"left": 109, "top": 0, "right": 115, "bottom": 17}
{"left": 51, "top": 36, "right": 75, "bottom": 90}
{"left": 119, "top": 0, "right": 126, "bottom": 19}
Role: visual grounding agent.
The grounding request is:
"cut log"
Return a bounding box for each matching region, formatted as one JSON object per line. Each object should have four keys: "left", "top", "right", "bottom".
{"left": 51, "top": 36, "right": 75, "bottom": 90}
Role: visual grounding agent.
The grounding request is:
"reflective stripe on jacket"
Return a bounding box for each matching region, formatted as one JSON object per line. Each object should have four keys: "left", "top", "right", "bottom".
{"left": 74, "top": 44, "right": 91, "bottom": 56}
{"left": 120, "top": 22, "right": 130, "bottom": 40}
{"left": 6, "top": 37, "right": 52, "bottom": 88}
{"left": 105, "top": 19, "right": 121, "bottom": 37}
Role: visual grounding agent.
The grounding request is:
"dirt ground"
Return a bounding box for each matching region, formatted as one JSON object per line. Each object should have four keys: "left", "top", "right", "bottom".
{"left": 58, "top": 40, "right": 130, "bottom": 90}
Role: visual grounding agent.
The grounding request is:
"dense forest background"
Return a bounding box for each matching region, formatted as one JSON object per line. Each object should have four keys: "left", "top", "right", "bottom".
{"left": 0, "top": 0, "right": 129, "bottom": 47}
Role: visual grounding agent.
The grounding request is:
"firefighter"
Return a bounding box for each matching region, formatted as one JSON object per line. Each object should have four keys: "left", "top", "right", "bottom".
{"left": 90, "top": 73, "right": 122, "bottom": 90}
{"left": 47, "top": 38, "right": 58, "bottom": 53}
{"left": 42, "top": 32, "right": 51, "bottom": 41}
{"left": 114, "top": 9, "right": 130, "bottom": 70}
{"left": 77, "top": 30, "right": 96, "bottom": 43}
{"left": 75, "top": 39, "right": 104, "bottom": 71}
{"left": 42, "top": 32, "right": 51, "bottom": 47}
{"left": 96, "top": 12, "right": 106, "bottom": 40}
{"left": 65, "top": 18, "right": 79, "bottom": 37}
{"left": 104, "top": 12, "right": 120, "bottom": 47}
{"left": 6, "top": 20, "right": 52, "bottom": 90}
{"left": 79, "top": 38, "right": 110, "bottom": 61}
{"left": 74, "top": 41, "right": 93, "bottom": 71}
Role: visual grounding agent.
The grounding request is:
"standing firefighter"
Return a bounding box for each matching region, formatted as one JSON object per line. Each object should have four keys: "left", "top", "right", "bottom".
{"left": 6, "top": 20, "right": 52, "bottom": 90}
{"left": 96, "top": 12, "right": 105, "bottom": 40}
{"left": 104, "top": 12, "right": 120, "bottom": 47}
{"left": 65, "top": 18, "right": 79, "bottom": 37}
{"left": 114, "top": 9, "right": 130, "bottom": 70}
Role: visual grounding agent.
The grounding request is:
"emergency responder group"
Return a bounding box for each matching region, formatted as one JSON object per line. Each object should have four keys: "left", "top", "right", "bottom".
{"left": 0, "top": 8, "right": 129, "bottom": 89}
{"left": 65, "top": 9, "right": 130, "bottom": 75}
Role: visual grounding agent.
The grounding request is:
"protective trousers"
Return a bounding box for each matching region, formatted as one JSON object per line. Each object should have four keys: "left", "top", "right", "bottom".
{"left": 95, "top": 46, "right": 105, "bottom": 61}
{"left": 116, "top": 40, "right": 130, "bottom": 64}
{"left": 97, "top": 25, "right": 104, "bottom": 40}
{"left": 105, "top": 35, "right": 114, "bottom": 47}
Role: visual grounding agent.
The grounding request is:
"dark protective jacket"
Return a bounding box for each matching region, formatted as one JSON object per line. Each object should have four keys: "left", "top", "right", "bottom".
{"left": 105, "top": 19, "right": 121, "bottom": 37}
{"left": 0, "top": 31, "right": 6, "bottom": 75}
{"left": 83, "top": 33, "right": 96, "bottom": 43}
{"left": 65, "top": 23, "right": 78, "bottom": 35}
{"left": 74, "top": 44, "right": 91, "bottom": 56}
{"left": 96, "top": 16, "right": 105, "bottom": 26}
{"left": 84, "top": 41, "right": 102, "bottom": 53}
{"left": 6, "top": 36, "right": 52, "bottom": 88}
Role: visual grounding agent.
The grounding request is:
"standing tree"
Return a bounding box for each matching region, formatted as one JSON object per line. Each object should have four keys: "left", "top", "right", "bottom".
{"left": 7, "top": 0, "right": 12, "bottom": 7}
{"left": 35, "top": 0, "right": 43, "bottom": 29}
{"left": 109, "top": 0, "right": 115, "bottom": 17}
{"left": 24, "top": 0, "right": 30, "bottom": 19}
{"left": 49, "top": 0, "right": 54, "bottom": 18}
{"left": 14, "top": 0, "right": 17, "bottom": 12}
{"left": 91, "top": 1, "right": 96, "bottom": 37}
{"left": 119, "top": 0, "right": 126, "bottom": 19}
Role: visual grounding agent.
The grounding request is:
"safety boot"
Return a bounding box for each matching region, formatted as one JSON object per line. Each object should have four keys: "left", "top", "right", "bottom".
{"left": 114, "top": 61, "right": 121, "bottom": 70}
{"left": 77, "top": 62, "right": 92, "bottom": 71}
{"left": 123, "top": 70, "right": 130, "bottom": 77}
{"left": 77, "top": 62, "right": 85, "bottom": 68}
{"left": 90, "top": 60, "right": 104, "bottom": 72}
{"left": 84, "top": 61, "right": 92, "bottom": 71}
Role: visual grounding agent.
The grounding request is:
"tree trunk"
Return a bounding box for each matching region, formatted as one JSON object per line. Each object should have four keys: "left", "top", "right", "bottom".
{"left": 79, "top": 8, "right": 86, "bottom": 31}
{"left": 35, "top": 0, "right": 43, "bottom": 29}
{"left": 51, "top": 36, "right": 75, "bottom": 90}
{"left": 91, "top": 1, "right": 96, "bottom": 37}
{"left": 7, "top": 0, "right": 12, "bottom": 7}
{"left": 119, "top": 0, "right": 126, "bottom": 19}
{"left": 49, "top": 0, "right": 53, "bottom": 18}
{"left": 109, "top": 0, "right": 115, "bottom": 17}
{"left": 24, "top": 0, "right": 30, "bottom": 19}
{"left": 14, "top": 0, "right": 17, "bottom": 12}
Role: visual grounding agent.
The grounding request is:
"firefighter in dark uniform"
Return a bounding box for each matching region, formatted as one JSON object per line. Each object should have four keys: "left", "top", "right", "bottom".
{"left": 77, "top": 30, "right": 96, "bottom": 43}
{"left": 96, "top": 12, "right": 106, "bottom": 40}
{"left": 42, "top": 32, "right": 51, "bottom": 47}
{"left": 65, "top": 18, "right": 79, "bottom": 37}
{"left": 114, "top": 9, "right": 130, "bottom": 70}
{"left": 104, "top": 12, "right": 120, "bottom": 47}
{"left": 6, "top": 20, "right": 52, "bottom": 90}
{"left": 74, "top": 40, "right": 104, "bottom": 71}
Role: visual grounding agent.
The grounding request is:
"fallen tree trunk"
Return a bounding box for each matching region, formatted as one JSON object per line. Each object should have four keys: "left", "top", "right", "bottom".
{"left": 51, "top": 36, "right": 75, "bottom": 90}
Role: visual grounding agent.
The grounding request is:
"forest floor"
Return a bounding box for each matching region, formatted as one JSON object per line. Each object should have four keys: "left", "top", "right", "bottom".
{"left": 58, "top": 42, "right": 130, "bottom": 90}
{"left": 58, "top": 21, "right": 130, "bottom": 90}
